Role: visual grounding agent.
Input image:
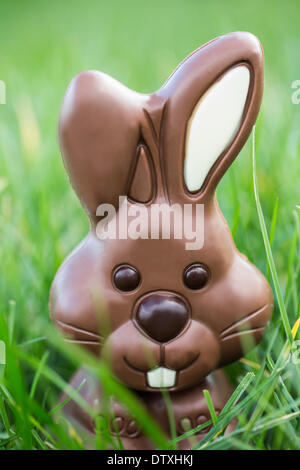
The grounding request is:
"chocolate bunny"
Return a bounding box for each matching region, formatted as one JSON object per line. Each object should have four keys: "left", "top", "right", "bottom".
{"left": 50, "top": 32, "right": 273, "bottom": 449}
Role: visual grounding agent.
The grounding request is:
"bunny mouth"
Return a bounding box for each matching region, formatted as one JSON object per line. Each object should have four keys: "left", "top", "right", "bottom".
{"left": 147, "top": 367, "right": 177, "bottom": 388}
{"left": 123, "top": 354, "right": 199, "bottom": 389}
{"left": 126, "top": 362, "right": 177, "bottom": 389}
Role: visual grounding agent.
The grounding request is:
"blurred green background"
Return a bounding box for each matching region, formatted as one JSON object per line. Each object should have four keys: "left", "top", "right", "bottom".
{"left": 0, "top": 0, "right": 300, "bottom": 449}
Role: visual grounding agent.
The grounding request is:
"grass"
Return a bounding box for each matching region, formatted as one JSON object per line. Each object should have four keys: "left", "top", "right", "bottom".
{"left": 0, "top": 0, "right": 300, "bottom": 450}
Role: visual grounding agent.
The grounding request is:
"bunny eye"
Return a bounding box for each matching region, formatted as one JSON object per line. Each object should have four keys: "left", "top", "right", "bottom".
{"left": 113, "top": 265, "right": 141, "bottom": 292}
{"left": 183, "top": 264, "right": 210, "bottom": 290}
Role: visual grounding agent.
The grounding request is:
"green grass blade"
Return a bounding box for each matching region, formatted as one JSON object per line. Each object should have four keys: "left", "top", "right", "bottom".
{"left": 252, "top": 127, "right": 293, "bottom": 346}
{"left": 203, "top": 389, "right": 218, "bottom": 425}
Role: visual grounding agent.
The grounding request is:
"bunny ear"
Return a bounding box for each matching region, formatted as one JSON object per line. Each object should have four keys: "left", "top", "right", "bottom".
{"left": 184, "top": 65, "right": 250, "bottom": 192}
{"left": 156, "top": 32, "right": 264, "bottom": 202}
{"left": 59, "top": 71, "right": 142, "bottom": 220}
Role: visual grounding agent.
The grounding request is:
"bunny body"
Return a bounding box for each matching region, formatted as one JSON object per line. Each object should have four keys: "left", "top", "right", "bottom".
{"left": 50, "top": 32, "right": 273, "bottom": 448}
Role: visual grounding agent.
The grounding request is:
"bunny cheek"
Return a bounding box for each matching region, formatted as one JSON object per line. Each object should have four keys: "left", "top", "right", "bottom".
{"left": 101, "top": 321, "right": 161, "bottom": 390}
{"left": 100, "top": 319, "right": 220, "bottom": 392}
{"left": 218, "top": 301, "right": 273, "bottom": 367}
{"left": 164, "top": 321, "right": 220, "bottom": 390}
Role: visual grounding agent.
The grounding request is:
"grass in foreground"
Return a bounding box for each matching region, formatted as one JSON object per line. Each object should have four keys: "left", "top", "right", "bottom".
{"left": 2, "top": 129, "right": 300, "bottom": 450}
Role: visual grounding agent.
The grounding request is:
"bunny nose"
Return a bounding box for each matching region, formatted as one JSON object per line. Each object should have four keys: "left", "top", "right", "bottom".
{"left": 136, "top": 294, "right": 189, "bottom": 343}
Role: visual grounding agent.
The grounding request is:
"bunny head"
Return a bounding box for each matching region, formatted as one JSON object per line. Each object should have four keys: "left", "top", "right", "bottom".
{"left": 50, "top": 32, "right": 273, "bottom": 392}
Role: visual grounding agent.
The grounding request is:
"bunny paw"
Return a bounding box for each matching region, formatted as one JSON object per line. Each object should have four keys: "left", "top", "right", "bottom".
{"left": 178, "top": 410, "right": 220, "bottom": 435}
{"left": 109, "top": 415, "right": 141, "bottom": 439}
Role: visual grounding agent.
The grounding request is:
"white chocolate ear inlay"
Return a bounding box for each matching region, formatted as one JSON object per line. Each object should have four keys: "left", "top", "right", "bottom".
{"left": 184, "top": 66, "right": 250, "bottom": 192}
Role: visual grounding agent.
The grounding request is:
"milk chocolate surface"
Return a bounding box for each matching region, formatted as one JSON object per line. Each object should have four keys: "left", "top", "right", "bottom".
{"left": 50, "top": 31, "right": 273, "bottom": 448}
